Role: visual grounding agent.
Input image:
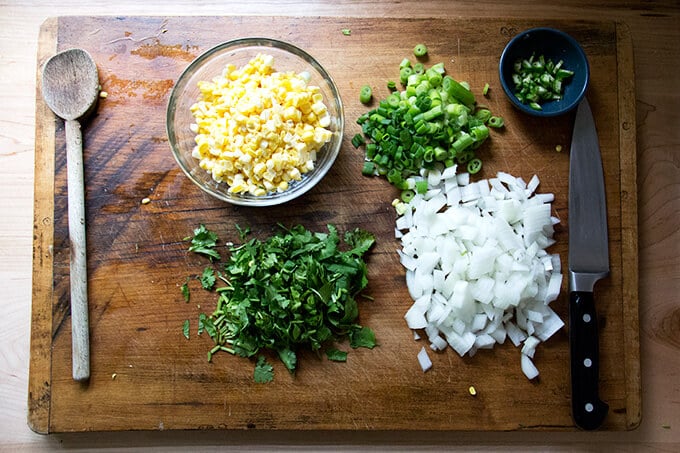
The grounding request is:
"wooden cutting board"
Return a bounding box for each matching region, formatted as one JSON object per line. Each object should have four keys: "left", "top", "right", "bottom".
{"left": 29, "top": 16, "right": 639, "bottom": 433}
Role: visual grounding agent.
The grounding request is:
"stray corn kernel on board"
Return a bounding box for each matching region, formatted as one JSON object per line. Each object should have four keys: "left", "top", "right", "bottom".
{"left": 31, "top": 16, "right": 639, "bottom": 433}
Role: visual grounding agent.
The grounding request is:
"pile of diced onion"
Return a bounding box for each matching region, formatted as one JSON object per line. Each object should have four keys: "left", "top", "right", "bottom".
{"left": 394, "top": 166, "right": 564, "bottom": 380}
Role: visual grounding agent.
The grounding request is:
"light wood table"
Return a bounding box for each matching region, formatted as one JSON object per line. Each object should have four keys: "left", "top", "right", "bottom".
{"left": 1, "top": 1, "right": 678, "bottom": 450}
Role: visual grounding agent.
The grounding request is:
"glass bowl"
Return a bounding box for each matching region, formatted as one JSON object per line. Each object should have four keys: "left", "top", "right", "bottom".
{"left": 499, "top": 28, "right": 589, "bottom": 117}
{"left": 166, "top": 38, "right": 344, "bottom": 206}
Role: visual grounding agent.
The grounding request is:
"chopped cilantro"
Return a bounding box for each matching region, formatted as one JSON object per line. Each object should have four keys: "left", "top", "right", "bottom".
{"left": 254, "top": 356, "right": 274, "bottom": 383}
{"left": 326, "top": 348, "right": 348, "bottom": 362}
{"left": 199, "top": 266, "right": 216, "bottom": 290}
{"left": 187, "top": 224, "right": 221, "bottom": 261}
{"left": 186, "top": 224, "right": 377, "bottom": 380}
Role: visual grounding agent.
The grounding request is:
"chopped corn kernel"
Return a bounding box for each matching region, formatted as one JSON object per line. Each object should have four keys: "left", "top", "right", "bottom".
{"left": 190, "top": 54, "right": 333, "bottom": 196}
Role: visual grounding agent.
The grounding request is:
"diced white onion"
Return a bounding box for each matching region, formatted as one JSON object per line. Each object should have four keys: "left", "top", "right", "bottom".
{"left": 417, "top": 347, "right": 433, "bottom": 372}
{"left": 521, "top": 335, "right": 541, "bottom": 358}
{"left": 396, "top": 167, "right": 565, "bottom": 379}
{"left": 521, "top": 353, "right": 540, "bottom": 380}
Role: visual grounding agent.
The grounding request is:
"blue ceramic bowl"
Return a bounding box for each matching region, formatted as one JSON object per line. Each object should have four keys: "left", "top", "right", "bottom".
{"left": 499, "top": 28, "right": 589, "bottom": 117}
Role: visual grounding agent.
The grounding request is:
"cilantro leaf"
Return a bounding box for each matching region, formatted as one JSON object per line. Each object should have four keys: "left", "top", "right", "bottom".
{"left": 199, "top": 266, "right": 216, "bottom": 290}
{"left": 254, "top": 356, "right": 274, "bottom": 383}
{"left": 326, "top": 348, "right": 348, "bottom": 362}
{"left": 235, "top": 224, "right": 251, "bottom": 241}
{"left": 344, "top": 228, "right": 376, "bottom": 256}
{"left": 181, "top": 278, "right": 190, "bottom": 302}
{"left": 188, "top": 224, "right": 221, "bottom": 261}
{"left": 182, "top": 320, "right": 190, "bottom": 339}
{"left": 277, "top": 348, "right": 297, "bottom": 372}
{"left": 198, "top": 312, "right": 216, "bottom": 338}
{"left": 349, "top": 326, "right": 377, "bottom": 349}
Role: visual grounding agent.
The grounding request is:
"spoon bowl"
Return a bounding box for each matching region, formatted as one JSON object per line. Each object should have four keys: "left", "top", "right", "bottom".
{"left": 42, "top": 48, "right": 100, "bottom": 121}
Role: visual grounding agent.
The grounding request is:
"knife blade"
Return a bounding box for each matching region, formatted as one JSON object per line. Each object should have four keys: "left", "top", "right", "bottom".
{"left": 568, "top": 98, "right": 609, "bottom": 430}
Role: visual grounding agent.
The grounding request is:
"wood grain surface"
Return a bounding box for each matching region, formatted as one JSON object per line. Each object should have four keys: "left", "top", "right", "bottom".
{"left": 29, "top": 15, "right": 639, "bottom": 433}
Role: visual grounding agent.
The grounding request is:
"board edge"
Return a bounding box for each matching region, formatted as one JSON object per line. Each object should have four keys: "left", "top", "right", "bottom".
{"left": 615, "top": 20, "right": 641, "bottom": 431}
{"left": 28, "top": 15, "right": 59, "bottom": 435}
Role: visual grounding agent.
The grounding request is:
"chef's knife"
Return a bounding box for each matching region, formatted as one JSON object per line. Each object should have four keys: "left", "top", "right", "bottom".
{"left": 568, "top": 98, "right": 609, "bottom": 430}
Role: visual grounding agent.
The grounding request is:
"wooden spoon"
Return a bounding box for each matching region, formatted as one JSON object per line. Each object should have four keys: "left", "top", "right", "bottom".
{"left": 41, "top": 48, "right": 99, "bottom": 382}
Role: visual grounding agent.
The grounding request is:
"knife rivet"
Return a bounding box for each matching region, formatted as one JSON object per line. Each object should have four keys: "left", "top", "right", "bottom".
{"left": 584, "top": 358, "right": 593, "bottom": 367}
{"left": 582, "top": 313, "right": 592, "bottom": 323}
{"left": 585, "top": 403, "right": 594, "bottom": 412}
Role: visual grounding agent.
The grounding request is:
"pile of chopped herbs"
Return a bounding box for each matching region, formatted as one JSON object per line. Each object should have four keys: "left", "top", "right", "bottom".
{"left": 352, "top": 54, "right": 504, "bottom": 193}
{"left": 182, "top": 224, "right": 377, "bottom": 382}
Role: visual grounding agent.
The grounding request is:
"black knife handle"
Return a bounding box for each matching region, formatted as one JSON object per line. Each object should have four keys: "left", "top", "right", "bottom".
{"left": 569, "top": 291, "right": 608, "bottom": 430}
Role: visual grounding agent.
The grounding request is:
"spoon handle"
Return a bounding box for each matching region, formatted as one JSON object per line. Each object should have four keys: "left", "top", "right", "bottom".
{"left": 65, "top": 119, "right": 90, "bottom": 382}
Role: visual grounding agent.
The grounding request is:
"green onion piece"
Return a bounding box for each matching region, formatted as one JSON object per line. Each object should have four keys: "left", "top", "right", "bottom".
{"left": 341, "top": 29, "right": 351, "bottom": 36}
{"left": 474, "top": 108, "right": 492, "bottom": 123}
{"left": 387, "top": 80, "right": 397, "bottom": 91}
{"left": 443, "top": 76, "right": 475, "bottom": 106}
{"left": 470, "top": 124, "right": 489, "bottom": 142}
{"left": 426, "top": 68, "right": 443, "bottom": 87}
{"left": 400, "top": 66, "right": 413, "bottom": 85}
{"left": 456, "top": 149, "right": 475, "bottom": 165}
{"left": 386, "top": 93, "right": 400, "bottom": 108}
{"left": 351, "top": 133, "right": 365, "bottom": 148}
{"left": 415, "top": 180, "right": 428, "bottom": 194}
{"left": 365, "top": 143, "right": 377, "bottom": 159}
{"left": 452, "top": 132, "right": 474, "bottom": 153}
{"left": 399, "top": 58, "right": 411, "bottom": 69}
{"left": 529, "top": 101, "right": 542, "bottom": 111}
{"left": 434, "top": 146, "right": 448, "bottom": 162}
{"left": 423, "top": 104, "right": 443, "bottom": 121}
{"left": 467, "top": 158, "right": 482, "bottom": 174}
{"left": 401, "top": 189, "right": 415, "bottom": 203}
{"left": 360, "top": 85, "right": 373, "bottom": 104}
{"left": 488, "top": 116, "right": 504, "bottom": 128}
{"left": 556, "top": 68, "right": 574, "bottom": 79}
{"left": 482, "top": 83, "right": 490, "bottom": 96}
{"left": 413, "top": 43, "right": 428, "bottom": 57}
{"left": 361, "top": 161, "right": 375, "bottom": 176}
{"left": 387, "top": 168, "right": 403, "bottom": 185}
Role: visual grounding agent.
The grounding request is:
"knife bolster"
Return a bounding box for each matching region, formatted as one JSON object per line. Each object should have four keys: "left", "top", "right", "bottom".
{"left": 569, "top": 270, "right": 609, "bottom": 292}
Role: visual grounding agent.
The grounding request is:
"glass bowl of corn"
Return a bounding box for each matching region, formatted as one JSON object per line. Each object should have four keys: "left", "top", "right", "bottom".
{"left": 167, "top": 38, "right": 344, "bottom": 206}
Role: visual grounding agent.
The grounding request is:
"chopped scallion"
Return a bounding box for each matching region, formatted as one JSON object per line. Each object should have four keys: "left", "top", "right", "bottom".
{"left": 467, "top": 158, "right": 482, "bottom": 174}
{"left": 413, "top": 43, "right": 428, "bottom": 57}
{"left": 354, "top": 55, "right": 501, "bottom": 186}
{"left": 359, "top": 85, "right": 373, "bottom": 104}
{"left": 511, "top": 53, "right": 575, "bottom": 110}
{"left": 361, "top": 161, "right": 375, "bottom": 176}
{"left": 401, "top": 189, "right": 415, "bottom": 203}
